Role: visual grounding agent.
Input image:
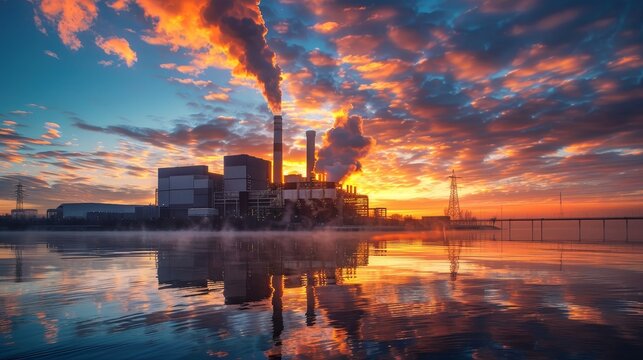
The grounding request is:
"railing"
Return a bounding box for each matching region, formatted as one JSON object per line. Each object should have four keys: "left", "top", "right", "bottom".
{"left": 483, "top": 217, "right": 643, "bottom": 242}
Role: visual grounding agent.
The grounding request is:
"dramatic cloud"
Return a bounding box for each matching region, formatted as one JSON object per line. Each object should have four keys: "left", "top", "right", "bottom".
{"left": 0, "top": 174, "right": 152, "bottom": 211}
{"left": 312, "top": 21, "right": 339, "bottom": 34}
{"left": 316, "top": 110, "right": 374, "bottom": 183}
{"left": 39, "top": 0, "right": 98, "bottom": 50}
{"left": 95, "top": 36, "right": 138, "bottom": 67}
{"left": 13, "top": 0, "right": 643, "bottom": 215}
{"left": 129, "top": 0, "right": 282, "bottom": 113}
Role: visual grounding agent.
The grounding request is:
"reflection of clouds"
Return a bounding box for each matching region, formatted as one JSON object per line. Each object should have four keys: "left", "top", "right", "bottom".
{"left": 36, "top": 312, "right": 58, "bottom": 344}
{"left": 0, "top": 233, "right": 642, "bottom": 358}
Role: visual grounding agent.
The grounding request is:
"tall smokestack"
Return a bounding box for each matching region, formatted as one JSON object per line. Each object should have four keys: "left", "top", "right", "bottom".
{"left": 273, "top": 115, "right": 283, "bottom": 185}
{"left": 306, "top": 130, "right": 316, "bottom": 182}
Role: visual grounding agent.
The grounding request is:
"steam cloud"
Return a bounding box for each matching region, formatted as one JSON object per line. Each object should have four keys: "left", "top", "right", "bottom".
{"left": 316, "top": 112, "right": 374, "bottom": 183}
{"left": 202, "top": 0, "right": 282, "bottom": 114}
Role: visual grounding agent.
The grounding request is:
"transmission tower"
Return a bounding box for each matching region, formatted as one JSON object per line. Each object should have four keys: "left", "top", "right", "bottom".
{"left": 446, "top": 169, "right": 462, "bottom": 220}
{"left": 15, "top": 182, "right": 25, "bottom": 211}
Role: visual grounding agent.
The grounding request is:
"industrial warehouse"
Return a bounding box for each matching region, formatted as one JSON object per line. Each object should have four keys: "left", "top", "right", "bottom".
{"left": 38, "top": 115, "right": 387, "bottom": 230}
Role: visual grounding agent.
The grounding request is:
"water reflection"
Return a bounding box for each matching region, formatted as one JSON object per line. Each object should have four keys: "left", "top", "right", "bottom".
{"left": 445, "top": 238, "right": 462, "bottom": 282}
{"left": 0, "top": 231, "right": 642, "bottom": 359}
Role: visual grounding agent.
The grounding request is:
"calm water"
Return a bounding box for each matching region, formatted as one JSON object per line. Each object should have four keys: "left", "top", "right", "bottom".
{"left": 0, "top": 231, "right": 642, "bottom": 359}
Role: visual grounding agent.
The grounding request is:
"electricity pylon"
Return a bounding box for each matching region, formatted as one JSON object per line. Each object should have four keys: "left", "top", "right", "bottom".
{"left": 446, "top": 169, "right": 462, "bottom": 220}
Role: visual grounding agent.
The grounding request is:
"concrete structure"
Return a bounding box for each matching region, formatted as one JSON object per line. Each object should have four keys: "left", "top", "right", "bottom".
{"left": 158, "top": 165, "right": 223, "bottom": 219}
{"left": 54, "top": 203, "right": 157, "bottom": 220}
{"left": 306, "top": 130, "right": 316, "bottom": 181}
{"left": 273, "top": 115, "right": 283, "bottom": 185}
{"left": 283, "top": 181, "right": 338, "bottom": 201}
{"left": 215, "top": 189, "right": 280, "bottom": 221}
{"left": 223, "top": 154, "right": 271, "bottom": 192}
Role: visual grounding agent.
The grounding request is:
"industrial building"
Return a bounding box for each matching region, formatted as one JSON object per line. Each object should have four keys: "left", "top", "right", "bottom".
{"left": 278, "top": 127, "right": 371, "bottom": 226}
{"left": 215, "top": 154, "right": 278, "bottom": 222}
{"left": 4, "top": 112, "right": 387, "bottom": 229}
{"left": 158, "top": 165, "right": 223, "bottom": 219}
{"left": 50, "top": 203, "right": 159, "bottom": 221}
{"left": 152, "top": 114, "right": 381, "bottom": 228}
{"left": 11, "top": 209, "right": 38, "bottom": 219}
{"left": 223, "top": 154, "right": 271, "bottom": 192}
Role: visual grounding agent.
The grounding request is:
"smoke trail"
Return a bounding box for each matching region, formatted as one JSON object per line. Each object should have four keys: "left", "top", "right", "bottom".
{"left": 202, "top": 0, "right": 282, "bottom": 114}
{"left": 94, "top": 0, "right": 282, "bottom": 114}
{"left": 316, "top": 111, "right": 374, "bottom": 183}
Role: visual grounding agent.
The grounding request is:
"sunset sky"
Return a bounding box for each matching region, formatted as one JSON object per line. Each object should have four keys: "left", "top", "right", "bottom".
{"left": 1, "top": 0, "right": 641, "bottom": 217}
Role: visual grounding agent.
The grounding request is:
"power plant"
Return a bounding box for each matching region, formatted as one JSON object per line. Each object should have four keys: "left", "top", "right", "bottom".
{"left": 143, "top": 113, "right": 376, "bottom": 228}
{"left": 37, "top": 114, "right": 381, "bottom": 229}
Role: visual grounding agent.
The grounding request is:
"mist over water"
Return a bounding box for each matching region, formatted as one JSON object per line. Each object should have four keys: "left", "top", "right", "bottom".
{"left": 0, "top": 230, "right": 641, "bottom": 359}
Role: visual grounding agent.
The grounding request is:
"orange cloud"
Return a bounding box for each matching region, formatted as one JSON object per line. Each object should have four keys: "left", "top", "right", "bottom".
{"left": 203, "top": 92, "right": 230, "bottom": 102}
{"left": 108, "top": 0, "right": 130, "bottom": 11}
{"left": 309, "top": 50, "right": 337, "bottom": 67}
{"left": 608, "top": 46, "right": 643, "bottom": 71}
{"left": 387, "top": 26, "right": 426, "bottom": 52}
{"left": 512, "top": 54, "right": 590, "bottom": 77}
{"left": 40, "top": 0, "right": 98, "bottom": 50}
{"left": 511, "top": 8, "right": 581, "bottom": 35}
{"left": 95, "top": 36, "right": 138, "bottom": 67}
{"left": 42, "top": 122, "right": 61, "bottom": 140}
{"left": 335, "top": 34, "right": 381, "bottom": 56}
{"left": 353, "top": 59, "right": 410, "bottom": 81}
{"left": 312, "top": 21, "right": 339, "bottom": 34}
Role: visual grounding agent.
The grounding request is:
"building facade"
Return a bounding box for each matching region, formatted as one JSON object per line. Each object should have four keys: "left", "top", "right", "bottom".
{"left": 223, "top": 154, "right": 271, "bottom": 192}
{"left": 158, "top": 165, "right": 223, "bottom": 219}
{"left": 53, "top": 203, "right": 158, "bottom": 220}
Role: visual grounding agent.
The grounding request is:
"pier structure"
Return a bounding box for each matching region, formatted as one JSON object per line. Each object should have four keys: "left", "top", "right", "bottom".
{"left": 489, "top": 217, "right": 643, "bottom": 242}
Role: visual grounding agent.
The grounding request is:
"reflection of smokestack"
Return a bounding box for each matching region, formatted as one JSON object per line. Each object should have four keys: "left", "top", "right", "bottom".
{"left": 306, "top": 130, "right": 316, "bottom": 182}
{"left": 273, "top": 115, "right": 283, "bottom": 185}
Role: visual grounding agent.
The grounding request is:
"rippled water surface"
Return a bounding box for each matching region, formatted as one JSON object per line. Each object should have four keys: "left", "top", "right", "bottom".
{"left": 1, "top": 231, "right": 642, "bottom": 359}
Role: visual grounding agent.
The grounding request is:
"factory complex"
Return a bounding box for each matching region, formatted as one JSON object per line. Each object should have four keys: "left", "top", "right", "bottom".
{"left": 41, "top": 115, "right": 387, "bottom": 229}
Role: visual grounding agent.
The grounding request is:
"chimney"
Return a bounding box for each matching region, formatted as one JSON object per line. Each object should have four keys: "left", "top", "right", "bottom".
{"left": 273, "top": 115, "right": 283, "bottom": 185}
{"left": 306, "top": 130, "right": 316, "bottom": 182}
{"left": 354, "top": 186, "right": 357, "bottom": 194}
